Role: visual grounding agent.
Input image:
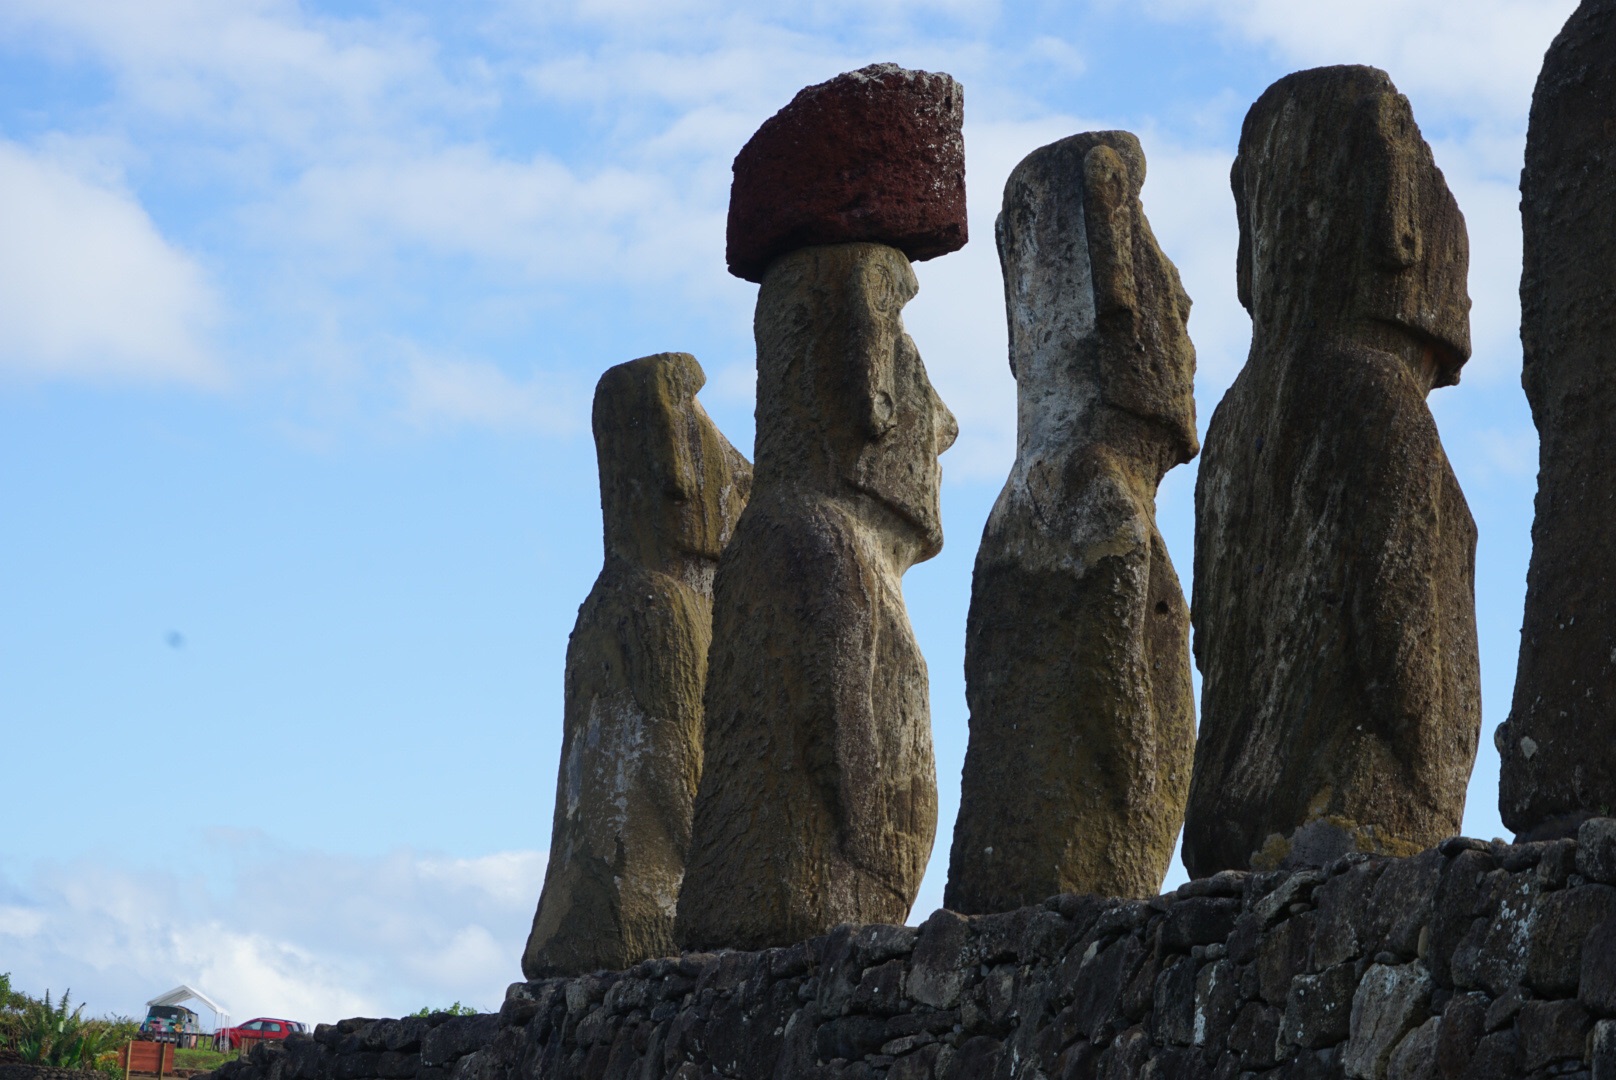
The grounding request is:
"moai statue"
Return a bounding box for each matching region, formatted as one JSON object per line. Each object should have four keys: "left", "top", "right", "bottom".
{"left": 523, "top": 352, "right": 751, "bottom": 977}
{"left": 1183, "top": 66, "right": 1481, "bottom": 877}
{"left": 677, "top": 65, "right": 965, "bottom": 951}
{"left": 945, "top": 132, "right": 1198, "bottom": 911}
{"left": 1499, "top": 1, "right": 1616, "bottom": 841}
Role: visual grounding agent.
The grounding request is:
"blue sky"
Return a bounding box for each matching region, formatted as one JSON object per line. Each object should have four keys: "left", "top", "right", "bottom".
{"left": 0, "top": 0, "right": 1576, "bottom": 1029}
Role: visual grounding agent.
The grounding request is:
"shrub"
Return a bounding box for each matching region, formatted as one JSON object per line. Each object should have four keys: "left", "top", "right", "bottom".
{"left": 0, "top": 978, "right": 137, "bottom": 1072}
{"left": 407, "top": 1003, "right": 481, "bottom": 1018}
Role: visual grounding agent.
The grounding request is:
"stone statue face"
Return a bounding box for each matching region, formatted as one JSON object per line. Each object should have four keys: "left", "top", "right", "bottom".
{"left": 593, "top": 352, "right": 750, "bottom": 569}
{"left": 754, "top": 242, "right": 957, "bottom": 560}
{"left": 846, "top": 247, "right": 958, "bottom": 559}
{"left": 996, "top": 132, "right": 1198, "bottom": 471}
{"left": 1233, "top": 66, "right": 1471, "bottom": 384}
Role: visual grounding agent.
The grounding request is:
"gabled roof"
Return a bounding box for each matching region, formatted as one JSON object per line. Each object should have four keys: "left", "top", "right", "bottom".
{"left": 146, "top": 985, "right": 228, "bottom": 1016}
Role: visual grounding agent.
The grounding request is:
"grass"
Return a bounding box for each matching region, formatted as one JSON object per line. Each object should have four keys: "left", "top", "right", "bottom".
{"left": 175, "top": 1047, "right": 233, "bottom": 1070}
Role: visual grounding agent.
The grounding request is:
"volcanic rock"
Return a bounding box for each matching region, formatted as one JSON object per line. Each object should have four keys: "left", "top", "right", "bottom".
{"left": 945, "top": 131, "right": 1198, "bottom": 911}
{"left": 677, "top": 241, "right": 957, "bottom": 950}
{"left": 725, "top": 64, "right": 966, "bottom": 283}
{"left": 522, "top": 352, "right": 751, "bottom": 977}
{"left": 1183, "top": 66, "right": 1480, "bottom": 877}
{"left": 1499, "top": 0, "right": 1616, "bottom": 842}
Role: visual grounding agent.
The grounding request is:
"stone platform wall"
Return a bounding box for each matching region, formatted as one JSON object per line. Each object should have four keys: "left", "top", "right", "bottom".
{"left": 211, "top": 823, "right": 1616, "bottom": 1080}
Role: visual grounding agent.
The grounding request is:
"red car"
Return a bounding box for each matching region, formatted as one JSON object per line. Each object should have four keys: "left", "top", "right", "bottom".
{"left": 219, "top": 1018, "right": 306, "bottom": 1049}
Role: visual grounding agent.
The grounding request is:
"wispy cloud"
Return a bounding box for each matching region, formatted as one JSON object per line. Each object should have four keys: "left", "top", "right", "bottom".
{"left": 1138, "top": 0, "right": 1575, "bottom": 120}
{"left": 0, "top": 139, "right": 219, "bottom": 384}
{"left": 400, "top": 351, "right": 585, "bottom": 435}
{"left": 0, "top": 841, "right": 544, "bottom": 1024}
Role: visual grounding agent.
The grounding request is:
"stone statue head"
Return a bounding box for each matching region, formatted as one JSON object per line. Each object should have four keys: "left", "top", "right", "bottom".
{"left": 592, "top": 352, "right": 752, "bottom": 570}
{"left": 1232, "top": 65, "right": 1471, "bottom": 387}
{"left": 996, "top": 130, "right": 1198, "bottom": 470}
{"left": 753, "top": 242, "right": 958, "bottom": 560}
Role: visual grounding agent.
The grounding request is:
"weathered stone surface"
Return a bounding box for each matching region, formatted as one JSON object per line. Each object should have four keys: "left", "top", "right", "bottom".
{"left": 1581, "top": 819, "right": 1616, "bottom": 884}
{"left": 1500, "top": 0, "right": 1616, "bottom": 842}
{"left": 1518, "top": 999, "right": 1592, "bottom": 1071}
{"left": 1282, "top": 961, "right": 1357, "bottom": 1051}
{"left": 1582, "top": 916, "right": 1616, "bottom": 1014}
{"left": 726, "top": 64, "right": 966, "bottom": 283}
{"left": 677, "top": 242, "right": 957, "bottom": 951}
{"left": 1184, "top": 65, "right": 1480, "bottom": 877}
{"left": 524, "top": 352, "right": 752, "bottom": 978}
{"left": 1344, "top": 963, "right": 1433, "bottom": 1079}
{"left": 1529, "top": 884, "right": 1616, "bottom": 996}
{"left": 1386, "top": 1015, "right": 1439, "bottom": 1080}
{"left": 218, "top": 840, "right": 1616, "bottom": 1080}
{"left": 946, "top": 131, "right": 1197, "bottom": 911}
{"left": 1595, "top": 1019, "right": 1616, "bottom": 1080}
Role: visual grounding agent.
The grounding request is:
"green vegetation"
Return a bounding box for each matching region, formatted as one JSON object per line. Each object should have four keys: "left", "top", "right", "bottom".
{"left": 406, "top": 1003, "right": 481, "bottom": 1018}
{"left": 175, "top": 1046, "right": 232, "bottom": 1070}
{"left": 0, "top": 973, "right": 139, "bottom": 1079}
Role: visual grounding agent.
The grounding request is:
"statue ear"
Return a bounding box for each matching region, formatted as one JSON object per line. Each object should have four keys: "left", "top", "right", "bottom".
{"left": 852, "top": 256, "right": 907, "bottom": 439}
{"left": 1082, "top": 144, "right": 1138, "bottom": 322}
{"left": 1365, "top": 92, "right": 1422, "bottom": 270}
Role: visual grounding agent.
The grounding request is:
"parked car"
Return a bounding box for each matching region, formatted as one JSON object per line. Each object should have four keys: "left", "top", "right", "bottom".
{"left": 219, "top": 1018, "right": 306, "bottom": 1050}
{"left": 140, "top": 1004, "right": 202, "bottom": 1043}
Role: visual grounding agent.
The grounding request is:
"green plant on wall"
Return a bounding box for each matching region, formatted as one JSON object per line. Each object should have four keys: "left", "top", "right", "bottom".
{"left": 407, "top": 1003, "right": 481, "bottom": 1018}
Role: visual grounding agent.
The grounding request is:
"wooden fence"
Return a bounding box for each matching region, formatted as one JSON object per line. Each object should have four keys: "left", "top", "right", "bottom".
{"left": 119, "top": 1041, "right": 176, "bottom": 1080}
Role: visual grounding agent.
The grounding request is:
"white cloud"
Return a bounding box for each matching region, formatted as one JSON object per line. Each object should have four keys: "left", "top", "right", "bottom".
{"left": 269, "top": 147, "right": 723, "bottom": 287}
{"left": 1140, "top": 0, "right": 1575, "bottom": 119}
{"left": 0, "top": 0, "right": 465, "bottom": 156}
{"left": 0, "top": 140, "right": 219, "bottom": 384}
{"left": 400, "top": 352, "right": 585, "bottom": 435}
{"left": 0, "top": 842, "right": 545, "bottom": 1024}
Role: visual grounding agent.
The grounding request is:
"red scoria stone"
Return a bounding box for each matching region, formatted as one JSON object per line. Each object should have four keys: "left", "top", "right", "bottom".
{"left": 726, "top": 63, "right": 967, "bottom": 283}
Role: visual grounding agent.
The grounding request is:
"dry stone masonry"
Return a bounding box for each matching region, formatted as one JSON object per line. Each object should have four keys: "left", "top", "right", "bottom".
{"left": 206, "top": 15, "right": 1616, "bottom": 1078}
{"left": 523, "top": 353, "right": 751, "bottom": 977}
{"left": 215, "top": 821, "right": 1616, "bottom": 1080}
{"left": 1499, "top": 0, "right": 1616, "bottom": 843}
{"left": 1185, "top": 66, "right": 1481, "bottom": 878}
{"left": 947, "top": 131, "right": 1198, "bottom": 911}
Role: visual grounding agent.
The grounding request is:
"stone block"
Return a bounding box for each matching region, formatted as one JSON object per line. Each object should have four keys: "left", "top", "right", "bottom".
{"left": 1260, "top": 912, "right": 1317, "bottom": 1004}
{"left": 942, "top": 1035, "right": 1002, "bottom": 1080}
{"left": 1584, "top": 918, "right": 1616, "bottom": 1015}
{"left": 1452, "top": 872, "right": 1539, "bottom": 995}
{"left": 1529, "top": 885, "right": 1616, "bottom": 996}
{"left": 1518, "top": 999, "right": 1592, "bottom": 1072}
{"left": 1281, "top": 961, "right": 1358, "bottom": 1051}
{"left": 726, "top": 64, "right": 966, "bottom": 282}
{"left": 1582, "top": 820, "right": 1616, "bottom": 885}
{"left": 1071, "top": 935, "right": 1146, "bottom": 1041}
{"left": 906, "top": 909, "right": 971, "bottom": 1009}
{"left": 851, "top": 960, "right": 907, "bottom": 1017}
{"left": 1195, "top": 960, "right": 1241, "bottom": 1050}
{"left": 1227, "top": 1002, "right": 1282, "bottom": 1070}
{"left": 1344, "top": 963, "right": 1433, "bottom": 1079}
{"left": 816, "top": 1016, "right": 889, "bottom": 1061}
{"left": 1462, "top": 1030, "right": 1519, "bottom": 1080}
{"left": 1433, "top": 992, "right": 1486, "bottom": 1079}
{"left": 1314, "top": 862, "right": 1380, "bottom": 967}
{"left": 1593, "top": 1019, "right": 1616, "bottom": 1080}
{"left": 1152, "top": 958, "right": 1198, "bottom": 1046}
{"left": 1164, "top": 898, "right": 1243, "bottom": 952}
{"left": 1385, "top": 1015, "right": 1439, "bottom": 1080}
{"left": 330, "top": 1053, "right": 376, "bottom": 1080}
